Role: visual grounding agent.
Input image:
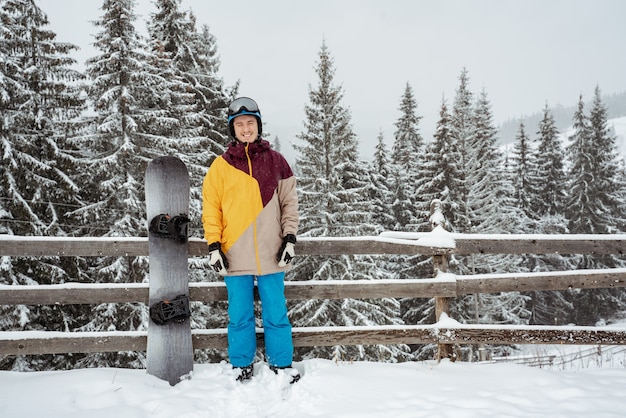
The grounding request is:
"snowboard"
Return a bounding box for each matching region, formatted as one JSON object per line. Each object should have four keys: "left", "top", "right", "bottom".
{"left": 145, "top": 156, "right": 193, "bottom": 385}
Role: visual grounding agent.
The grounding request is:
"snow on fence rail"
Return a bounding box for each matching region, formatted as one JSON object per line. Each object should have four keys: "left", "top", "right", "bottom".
{"left": 1, "top": 232, "right": 626, "bottom": 358}
{"left": 3, "top": 232, "right": 626, "bottom": 256}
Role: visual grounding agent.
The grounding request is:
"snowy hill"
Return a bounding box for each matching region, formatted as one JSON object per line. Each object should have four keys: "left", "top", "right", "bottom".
{"left": 498, "top": 91, "right": 626, "bottom": 144}
{"left": 502, "top": 116, "right": 626, "bottom": 162}
{"left": 560, "top": 116, "right": 626, "bottom": 161}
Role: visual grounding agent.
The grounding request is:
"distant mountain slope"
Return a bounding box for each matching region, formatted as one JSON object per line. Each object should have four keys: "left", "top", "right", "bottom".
{"left": 502, "top": 115, "right": 626, "bottom": 164}
{"left": 498, "top": 91, "right": 626, "bottom": 144}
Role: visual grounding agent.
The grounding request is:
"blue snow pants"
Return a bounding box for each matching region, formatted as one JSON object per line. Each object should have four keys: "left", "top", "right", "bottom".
{"left": 224, "top": 272, "right": 293, "bottom": 368}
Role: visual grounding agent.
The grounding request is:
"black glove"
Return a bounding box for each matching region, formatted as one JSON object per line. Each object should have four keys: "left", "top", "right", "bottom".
{"left": 277, "top": 234, "right": 297, "bottom": 267}
{"left": 208, "top": 242, "right": 228, "bottom": 275}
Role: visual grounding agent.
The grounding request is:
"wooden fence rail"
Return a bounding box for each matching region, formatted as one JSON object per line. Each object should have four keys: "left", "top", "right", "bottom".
{"left": 2, "top": 268, "right": 626, "bottom": 306}
{"left": 3, "top": 324, "right": 625, "bottom": 356}
{"left": 2, "top": 233, "right": 626, "bottom": 358}
{"left": 3, "top": 234, "right": 626, "bottom": 257}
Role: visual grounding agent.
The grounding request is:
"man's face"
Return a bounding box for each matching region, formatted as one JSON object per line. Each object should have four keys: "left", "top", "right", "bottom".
{"left": 233, "top": 114, "right": 259, "bottom": 143}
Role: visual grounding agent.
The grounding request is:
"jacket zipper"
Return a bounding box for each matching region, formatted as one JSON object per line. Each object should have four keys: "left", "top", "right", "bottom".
{"left": 245, "top": 144, "right": 263, "bottom": 275}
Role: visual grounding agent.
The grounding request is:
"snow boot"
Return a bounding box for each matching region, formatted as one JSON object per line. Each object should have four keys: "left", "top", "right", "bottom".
{"left": 234, "top": 364, "right": 254, "bottom": 382}
{"left": 270, "top": 365, "right": 301, "bottom": 384}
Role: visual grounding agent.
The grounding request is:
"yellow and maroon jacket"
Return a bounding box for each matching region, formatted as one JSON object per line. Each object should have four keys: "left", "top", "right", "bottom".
{"left": 202, "top": 139, "right": 299, "bottom": 276}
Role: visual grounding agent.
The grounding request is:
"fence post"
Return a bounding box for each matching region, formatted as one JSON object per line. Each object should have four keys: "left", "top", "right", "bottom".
{"left": 430, "top": 199, "right": 454, "bottom": 361}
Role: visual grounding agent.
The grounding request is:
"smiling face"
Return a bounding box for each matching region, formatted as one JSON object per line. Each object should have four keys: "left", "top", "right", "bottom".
{"left": 232, "top": 114, "right": 259, "bottom": 143}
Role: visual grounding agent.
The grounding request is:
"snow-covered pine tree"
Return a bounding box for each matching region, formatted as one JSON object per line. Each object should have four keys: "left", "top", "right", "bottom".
{"left": 472, "top": 90, "right": 525, "bottom": 223}
{"left": 407, "top": 97, "right": 459, "bottom": 333}
{"left": 369, "top": 130, "right": 395, "bottom": 232}
{"left": 364, "top": 131, "right": 407, "bottom": 357}
{"left": 291, "top": 42, "right": 408, "bottom": 362}
{"left": 565, "top": 94, "right": 599, "bottom": 237}
{"left": 586, "top": 86, "right": 626, "bottom": 238}
{"left": 273, "top": 135, "right": 282, "bottom": 153}
{"left": 66, "top": 0, "right": 183, "bottom": 368}
{"left": 454, "top": 89, "right": 530, "bottom": 358}
{"left": 415, "top": 96, "right": 459, "bottom": 225}
{"left": 564, "top": 88, "right": 626, "bottom": 325}
{"left": 147, "top": 0, "right": 231, "bottom": 363}
{"left": 448, "top": 68, "right": 474, "bottom": 234}
{"left": 522, "top": 104, "right": 572, "bottom": 325}
{"left": 534, "top": 104, "right": 568, "bottom": 220}
{"left": 388, "top": 83, "right": 432, "bottom": 337}
{"left": 0, "top": 0, "right": 86, "bottom": 371}
{"left": 292, "top": 42, "right": 360, "bottom": 239}
{"left": 391, "top": 91, "right": 450, "bottom": 351}
{"left": 147, "top": 1, "right": 230, "bottom": 223}
{"left": 448, "top": 72, "right": 527, "bottom": 243}
{"left": 390, "top": 82, "right": 424, "bottom": 231}
{"left": 511, "top": 120, "right": 537, "bottom": 219}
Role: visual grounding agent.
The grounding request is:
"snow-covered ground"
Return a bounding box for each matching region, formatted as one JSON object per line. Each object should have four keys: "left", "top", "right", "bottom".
{"left": 1, "top": 353, "right": 625, "bottom": 417}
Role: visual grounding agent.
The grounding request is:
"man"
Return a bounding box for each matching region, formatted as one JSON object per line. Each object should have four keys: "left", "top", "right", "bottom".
{"left": 201, "top": 97, "right": 300, "bottom": 383}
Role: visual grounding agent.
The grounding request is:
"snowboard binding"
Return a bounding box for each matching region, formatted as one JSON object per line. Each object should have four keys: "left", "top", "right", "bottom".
{"left": 149, "top": 294, "right": 191, "bottom": 325}
{"left": 149, "top": 213, "right": 190, "bottom": 243}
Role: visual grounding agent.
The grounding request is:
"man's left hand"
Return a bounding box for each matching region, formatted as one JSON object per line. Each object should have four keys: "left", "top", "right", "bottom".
{"left": 277, "top": 234, "right": 297, "bottom": 267}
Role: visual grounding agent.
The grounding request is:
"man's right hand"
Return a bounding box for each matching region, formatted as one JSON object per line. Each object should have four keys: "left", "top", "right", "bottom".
{"left": 208, "top": 242, "right": 228, "bottom": 275}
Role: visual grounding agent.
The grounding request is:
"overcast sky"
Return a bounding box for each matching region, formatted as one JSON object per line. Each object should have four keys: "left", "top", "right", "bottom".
{"left": 38, "top": 0, "right": 626, "bottom": 162}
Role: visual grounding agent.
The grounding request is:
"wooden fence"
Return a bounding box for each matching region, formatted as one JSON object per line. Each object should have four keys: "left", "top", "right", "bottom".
{"left": 2, "top": 227, "right": 626, "bottom": 361}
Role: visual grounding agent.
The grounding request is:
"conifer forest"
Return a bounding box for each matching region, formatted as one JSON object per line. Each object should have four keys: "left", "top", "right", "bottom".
{"left": 2, "top": 0, "right": 626, "bottom": 371}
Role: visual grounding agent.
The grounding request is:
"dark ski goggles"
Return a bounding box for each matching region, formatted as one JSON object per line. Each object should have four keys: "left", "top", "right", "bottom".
{"left": 228, "top": 97, "right": 260, "bottom": 118}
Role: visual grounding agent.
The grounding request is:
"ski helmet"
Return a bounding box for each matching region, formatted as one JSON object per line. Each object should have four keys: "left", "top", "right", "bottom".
{"left": 227, "top": 97, "right": 262, "bottom": 138}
